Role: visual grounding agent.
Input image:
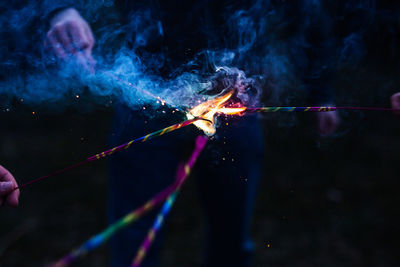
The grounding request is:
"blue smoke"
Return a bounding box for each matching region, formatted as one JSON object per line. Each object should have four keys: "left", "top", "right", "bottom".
{"left": 0, "top": 1, "right": 269, "bottom": 112}
{"left": 1, "top": 0, "right": 397, "bottom": 114}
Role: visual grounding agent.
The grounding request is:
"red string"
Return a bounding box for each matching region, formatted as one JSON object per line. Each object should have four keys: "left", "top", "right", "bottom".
{"left": 336, "top": 107, "right": 398, "bottom": 111}
{"left": 14, "top": 160, "right": 89, "bottom": 190}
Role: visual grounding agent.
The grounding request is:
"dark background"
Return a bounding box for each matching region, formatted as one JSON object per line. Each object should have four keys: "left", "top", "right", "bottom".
{"left": 1, "top": 1, "right": 400, "bottom": 266}
{"left": 1, "top": 65, "right": 400, "bottom": 267}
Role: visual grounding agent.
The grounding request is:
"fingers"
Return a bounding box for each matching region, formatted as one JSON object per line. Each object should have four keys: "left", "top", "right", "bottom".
{"left": 6, "top": 186, "right": 20, "bottom": 207}
{"left": 44, "top": 21, "right": 97, "bottom": 74}
{"left": 54, "top": 23, "right": 74, "bottom": 54}
{"left": 318, "top": 112, "right": 340, "bottom": 137}
{"left": 0, "top": 165, "right": 19, "bottom": 207}
{"left": 0, "top": 165, "right": 16, "bottom": 185}
{"left": 44, "top": 9, "right": 95, "bottom": 67}
{"left": 391, "top": 93, "right": 400, "bottom": 117}
{"left": 45, "top": 22, "right": 92, "bottom": 57}
{"left": 45, "top": 29, "right": 67, "bottom": 59}
{"left": 68, "top": 21, "right": 92, "bottom": 52}
{"left": 391, "top": 92, "right": 400, "bottom": 108}
{"left": 0, "top": 181, "right": 14, "bottom": 196}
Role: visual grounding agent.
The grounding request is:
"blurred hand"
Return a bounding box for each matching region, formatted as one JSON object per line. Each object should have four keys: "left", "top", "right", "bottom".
{"left": 391, "top": 92, "right": 400, "bottom": 117}
{"left": 0, "top": 166, "right": 19, "bottom": 207}
{"left": 317, "top": 110, "right": 340, "bottom": 136}
{"left": 44, "top": 8, "right": 95, "bottom": 70}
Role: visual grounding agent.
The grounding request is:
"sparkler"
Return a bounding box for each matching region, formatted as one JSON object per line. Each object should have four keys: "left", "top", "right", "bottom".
{"left": 131, "top": 135, "right": 208, "bottom": 267}
{"left": 51, "top": 185, "right": 175, "bottom": 267}
{"left": 87, "top": 117, "right": 204, "bottom": 162}
{"left": 244, "top": 106, "right": 399, "bottom": 112}
{"left": 15, "top": 117, "right": 207, "bottom": 190}
{"left": 187, "top": 91, "right": 246, "bottom": 135}
{"left": 132, "top": 191, "right": 178, "bottom": 267}
{"left": 50, "top": 136, "right": 208, "bottom": 267}
{"left": 186, "top": 90, "right": 400, "bottom": 134}
{"left": 14, "top": 85, "right": 400, "bottom": 266}
{"left": 16, "top": 87, "right": 398, "bottom": 190}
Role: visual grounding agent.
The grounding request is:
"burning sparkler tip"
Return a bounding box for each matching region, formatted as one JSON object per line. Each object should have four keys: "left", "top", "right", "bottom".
{"left": 187, "top": 91, "right": 247, "bottom": 135}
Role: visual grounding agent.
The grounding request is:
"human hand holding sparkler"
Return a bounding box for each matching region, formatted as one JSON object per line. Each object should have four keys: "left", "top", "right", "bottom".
{"left": 317, "top": 110, "right": 340, "bottom": 136}
{"left": 391, "top": 92, "right": 400, "bottom": 117}
{"left": 44, "top": 8, "right": 95, "bottom": 71}
{"left": 0, "top": 166, "right": 19, "bottom": 207}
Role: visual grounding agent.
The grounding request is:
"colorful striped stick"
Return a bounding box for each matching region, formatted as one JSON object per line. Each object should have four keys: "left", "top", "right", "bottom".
{"left": 87, "top": 117, "right": 205, "bottom": 162}
{"left": 15, "top": 105, "right": 396, "bottom": 190}
{"left": 51, "top": 135, "right": 208, "bottom": 266}
{"left": 131, "top": 135, "right": 208, "bottom": 267}
{"left": 50, "top": 184, "right": 176, "bottom": 267}
{"left": 51, "top": 136, "right": 207, "bottom": 267}
{"left": 15, "top": 117, "right": 206, "bottom": 190}
{"left": 131, "top": 191, "right": 178, "bottom": 267}
{"left": 245, "top": 106, "right": 399, "bottom": 113}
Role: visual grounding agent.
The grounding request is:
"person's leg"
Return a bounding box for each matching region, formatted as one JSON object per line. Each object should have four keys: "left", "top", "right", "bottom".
{"left": 108, "top": 105, "right": 193, "bottom": 267}
{"left": 108, "top": 150, "right": 176, "bottom": 267}
{"left": 197, "top": 116, "right": 264, "bottom": 267}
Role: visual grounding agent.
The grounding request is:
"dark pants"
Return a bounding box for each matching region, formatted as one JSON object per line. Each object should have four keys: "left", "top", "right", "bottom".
{"left": 108, "top": 104, "right": 264, "bottom": 267}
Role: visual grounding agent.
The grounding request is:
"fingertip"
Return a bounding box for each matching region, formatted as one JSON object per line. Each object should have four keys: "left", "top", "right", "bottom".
{"left": 391, "top": 93, "right": 400, "bottom": 108}
{"left": 14, "top": 187, "right": 20, "bottom": 197}
{"left": 0, "top": 181, "right": 14, "bottom": 195}
{"left": 6, "top": 192, "right": 19, "bottom": 207}
{"left": 9, "top": 178, "right": 20, "bottom": 207}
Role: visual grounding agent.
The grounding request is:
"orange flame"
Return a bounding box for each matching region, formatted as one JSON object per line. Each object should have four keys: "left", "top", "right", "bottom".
{"left": 187, "top": 91, "right": 247, "bottom": 135}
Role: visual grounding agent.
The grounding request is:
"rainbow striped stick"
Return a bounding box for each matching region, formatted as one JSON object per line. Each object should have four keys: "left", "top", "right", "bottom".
{"left": 50, "top": 136, "right": 208, "bottom": 267}
{"left": 16, "top": 117, "right": 206, "bottom": 190}
{"left": 16, "top": 104, "right": 398, "bottom": 189}
{"left": 87, "top": 117, "right": 205, "bottom": 162}
{"left": 131, "top": 191, "right": 178, "bottom": 267}
{"left": 131, "top": 135, "right": 208, "bottom": 267}
{"left": 245, "top": 106, "right": 398, "bottom": 113}
{"left": 50, "top": 184, "right": 176, "bottom": 267}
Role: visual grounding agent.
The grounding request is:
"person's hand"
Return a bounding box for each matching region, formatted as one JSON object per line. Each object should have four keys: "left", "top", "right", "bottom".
{"left": 0, "top": 166, "right": 19, "bottom": 207}
{"left": 390, "top": 92, "right": 400, "bottom": 117}
{"left": 44, "top": 8, "right": 95, "bottom": 70}
{"left": 317, "top": 110, "right": 340, "bottom": 136}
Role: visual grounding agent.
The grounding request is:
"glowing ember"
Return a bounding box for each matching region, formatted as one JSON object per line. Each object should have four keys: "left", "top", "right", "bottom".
{"left": 187, "top": 91, "right": 246, "bottom": 135}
